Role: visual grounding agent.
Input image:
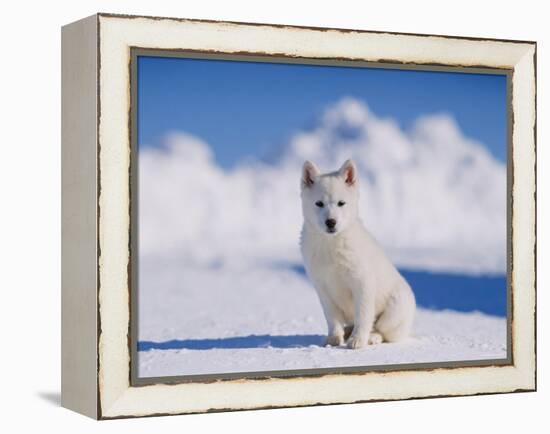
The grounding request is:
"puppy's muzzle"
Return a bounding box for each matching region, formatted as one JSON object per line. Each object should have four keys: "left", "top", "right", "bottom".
{"left": 325, "top": 218, "right": 337, "bottom": 233}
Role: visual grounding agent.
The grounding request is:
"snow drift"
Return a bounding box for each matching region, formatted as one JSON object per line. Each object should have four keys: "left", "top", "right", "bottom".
{"left": 139, "top": 97, "right": 506, "bottom": 274}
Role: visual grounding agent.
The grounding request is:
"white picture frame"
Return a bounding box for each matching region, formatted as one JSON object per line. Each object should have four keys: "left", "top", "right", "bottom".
{"left": 61, "top": 13, "right": 536, "bottom": 419}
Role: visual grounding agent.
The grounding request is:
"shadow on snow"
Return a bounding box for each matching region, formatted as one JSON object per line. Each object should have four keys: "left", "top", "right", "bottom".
{"left": 289, "top": 264, "right": 507, "bottom": 317}
{"left": 138, "top": 334, "right": 325, "bottom": 351}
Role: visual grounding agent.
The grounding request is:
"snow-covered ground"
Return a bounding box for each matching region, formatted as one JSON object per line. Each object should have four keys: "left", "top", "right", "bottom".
{"left": 137, "top": 264, "right": 507, "bottom": 378}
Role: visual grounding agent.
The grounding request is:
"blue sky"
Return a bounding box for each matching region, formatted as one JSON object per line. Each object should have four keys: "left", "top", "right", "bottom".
{"left": 138, "top": 55, "right": 507, "bottom": 168}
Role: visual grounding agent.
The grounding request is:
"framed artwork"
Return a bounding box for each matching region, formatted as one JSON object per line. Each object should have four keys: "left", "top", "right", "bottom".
{"left": 61, "top": 13, "right": 536, "bottom": 419}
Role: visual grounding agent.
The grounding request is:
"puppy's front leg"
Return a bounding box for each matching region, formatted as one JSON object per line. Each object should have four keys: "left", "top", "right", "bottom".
{"left": 316, "top": 288, "right": 346, "bottom": 346}
{"left": 347, "top": 286, "right": 375, "bottom": 349}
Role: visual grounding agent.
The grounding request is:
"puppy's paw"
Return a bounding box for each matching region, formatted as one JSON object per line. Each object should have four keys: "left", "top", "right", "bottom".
{"left": 368, "top": 332, "right": 383, "bottom": 345}
{"left": 325, "top": 334, "right": 344, "bottom": 347}
{"left": 347, "top": 334, "right": 368, "bottom": 349}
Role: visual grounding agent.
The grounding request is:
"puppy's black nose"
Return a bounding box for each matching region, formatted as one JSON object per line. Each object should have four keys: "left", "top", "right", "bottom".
{"left": 325, "top": 219, "right": 336, "bottom": 229}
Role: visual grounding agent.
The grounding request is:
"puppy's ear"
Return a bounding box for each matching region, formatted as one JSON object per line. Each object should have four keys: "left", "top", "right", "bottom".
{"left": 339, "top": 159, "right": 357, "bottom": 186}
{"left": 302, "top": 160, "right": 320, "bottom": 188}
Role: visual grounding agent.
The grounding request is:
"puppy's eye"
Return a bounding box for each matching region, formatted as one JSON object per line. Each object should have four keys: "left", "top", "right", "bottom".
{"left": 338, "top": 201, "right": 346, "bottom": 207}
{"left": 315, "top": 201, "right": 324, "bottom": 208}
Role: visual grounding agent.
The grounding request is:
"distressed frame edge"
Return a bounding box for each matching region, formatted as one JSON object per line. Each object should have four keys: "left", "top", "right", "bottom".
{"left": 95, "top": 11, "right": 537, "bottom": 46}
{"left": 61, "top": 13, "right": 100, "bottom": 420}
{"left": 93, "top": 14, "right": 536, "bottom": 419}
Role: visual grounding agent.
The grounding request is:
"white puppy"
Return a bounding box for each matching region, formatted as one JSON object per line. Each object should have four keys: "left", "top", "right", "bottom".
{"left": 300, "top": 159, "right": 416, "bottom": 349}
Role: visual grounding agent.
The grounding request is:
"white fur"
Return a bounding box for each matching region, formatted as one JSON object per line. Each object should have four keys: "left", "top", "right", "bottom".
{"left": 300, "top": 159, "right": 416, "bottom": 349}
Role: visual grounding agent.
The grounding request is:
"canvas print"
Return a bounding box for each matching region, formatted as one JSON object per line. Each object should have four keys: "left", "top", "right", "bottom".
{"left": 135, "top": 54, "right": 508, "bottom": 380}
